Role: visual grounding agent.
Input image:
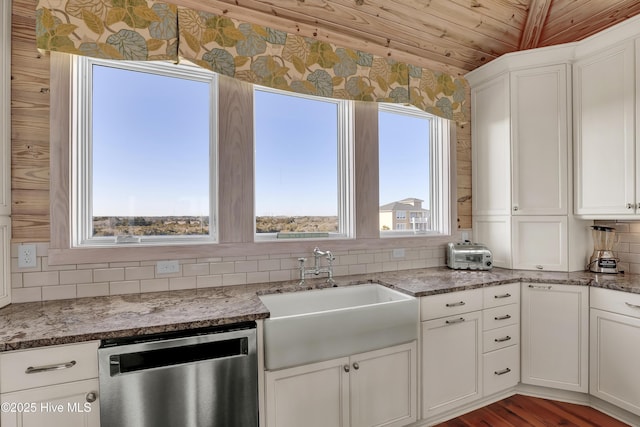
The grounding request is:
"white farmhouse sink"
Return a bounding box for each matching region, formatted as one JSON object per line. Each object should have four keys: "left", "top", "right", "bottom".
{"left": 259, "top": 284, "right": 418, "bottom": 370}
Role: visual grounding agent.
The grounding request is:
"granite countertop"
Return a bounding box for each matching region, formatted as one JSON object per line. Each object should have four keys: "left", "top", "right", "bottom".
{"left": 2, "top": 267, "right": 640, "bottom": 352}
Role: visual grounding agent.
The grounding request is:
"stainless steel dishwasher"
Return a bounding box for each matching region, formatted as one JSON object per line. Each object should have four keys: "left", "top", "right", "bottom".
{"left": 98, "top": 322, "right": 258, "bottom": 427}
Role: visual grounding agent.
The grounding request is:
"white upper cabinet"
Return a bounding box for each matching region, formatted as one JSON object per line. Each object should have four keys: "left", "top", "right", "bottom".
{"left": 573, "top": 40, "right": 636, "bottom": 217}
{"left": 470, "top": 59, "right": 577, "bottom": 271}
{"left": 471, "top": 74, "right": 511, "bottom": 217}
{"left": 511, "top": 65, "right": 568, "bottom": 215}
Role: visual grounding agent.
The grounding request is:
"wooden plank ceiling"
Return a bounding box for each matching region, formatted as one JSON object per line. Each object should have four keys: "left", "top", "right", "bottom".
{"left": 182, "top": 0, "right": 640, "bottom": 76}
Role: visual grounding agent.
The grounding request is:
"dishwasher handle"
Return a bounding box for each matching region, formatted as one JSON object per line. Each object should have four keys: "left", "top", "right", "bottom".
{"left": 109, "top": 336, "right": 249, "bottom": 376}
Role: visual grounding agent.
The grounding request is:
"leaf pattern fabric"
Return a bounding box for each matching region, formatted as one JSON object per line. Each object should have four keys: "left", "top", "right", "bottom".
{"left": 36, "top": 0, "right": 178, "bottom": 61}
{"left": 35, "top": 0, "right": 469, "bottom": 122}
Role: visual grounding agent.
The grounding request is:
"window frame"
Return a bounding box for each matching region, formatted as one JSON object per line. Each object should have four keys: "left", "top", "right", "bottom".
{"left": 378, "top": 103, "right": 452, "bottom": 238}
{"left": 71, "top": 56, "right": 219, "bottom": 247}
{"left": 48, "top": 53, "right": 457, "bottom": 265}
{"left": 252, "top": 85, "right": 354, "bottom": 241}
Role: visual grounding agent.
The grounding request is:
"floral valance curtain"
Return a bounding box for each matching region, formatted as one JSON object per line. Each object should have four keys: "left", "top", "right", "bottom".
{"left": 36, "top": 0, "right": 469, "bottom": 122}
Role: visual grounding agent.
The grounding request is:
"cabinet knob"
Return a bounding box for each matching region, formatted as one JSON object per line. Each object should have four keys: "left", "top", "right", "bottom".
{"left": 343, "top": 364, "right": 350, "bottom": 373}
{"left": 85, "top": 391, "right": 98, "bottom": 403}
{"left": 352, "top": 362, "right": 360, "bottom": 371}
{"left": 627, "top": 203, "right": 635, "bottom": 210}
{"left": 513, "top": 206, "right": 519, "bottom": 211}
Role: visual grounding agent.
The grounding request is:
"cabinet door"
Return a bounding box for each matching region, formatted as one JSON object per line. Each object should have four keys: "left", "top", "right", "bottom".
{"left": 574, "top": 41, "right": 636, "bottom": 216}
{"left": 473, "top": 216, "right": 511, "bottom": 269}
{"left": 1, "top": 379, "right": 100, "bottom": 427}
{"left": 521, "top": 283, "right": 588, "bottom": 392}
{"left": 472, "top": 74, "right": 511, "bottom": 216}
{"left": 511, "top": 65, "right": 568, "bottom": 215}
{"left": 422, "top": 311, "right": 482, "bottom": 417}
{"left": 265, "top": 357, "right": 350, "bottom": 427}
{"left": 350, "top": 342, "right": 416, "bottom": 427}
{"left": 512, "top": 216, "right": 567, "bottom": 271}
{"left": 590, "top": 308, "right": 640, "bottom": 416}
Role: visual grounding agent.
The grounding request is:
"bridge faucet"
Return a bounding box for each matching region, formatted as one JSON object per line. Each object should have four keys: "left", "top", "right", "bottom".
{"left": 298, "top": 247, "right": 336, "bottom": 286}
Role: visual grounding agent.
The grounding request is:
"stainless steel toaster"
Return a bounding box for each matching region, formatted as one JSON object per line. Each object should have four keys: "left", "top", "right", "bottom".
{"left": 446, "top": 242, "right": 493, "bottom": 270}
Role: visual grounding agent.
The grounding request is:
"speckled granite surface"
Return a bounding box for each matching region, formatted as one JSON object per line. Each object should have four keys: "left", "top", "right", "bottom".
{"left": 2, "top": 267, "right": 640, "bottom": 351}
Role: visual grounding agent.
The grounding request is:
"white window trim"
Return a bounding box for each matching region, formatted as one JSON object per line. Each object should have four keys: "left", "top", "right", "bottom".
{"left": 71, "top": 56, "right": 219, "bottom": 247}
{"left": 252, "top": 85, "right": 354, "bottom": 241}
{"left": 378, "top": 103, "right": 451, "bottom": 238}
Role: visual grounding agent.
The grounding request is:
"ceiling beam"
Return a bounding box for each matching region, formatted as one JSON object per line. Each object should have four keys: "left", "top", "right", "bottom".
{"left": 519, "top": 0, "right": 553, "bottom": 50}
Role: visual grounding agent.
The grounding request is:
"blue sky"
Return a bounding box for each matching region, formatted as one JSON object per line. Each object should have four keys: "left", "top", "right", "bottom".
{"left": 92, "top": 65, "right": 431, "bottom": 217}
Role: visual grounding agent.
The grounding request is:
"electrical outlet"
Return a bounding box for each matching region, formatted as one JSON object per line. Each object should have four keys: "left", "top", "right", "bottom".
{"left": 156, "top": 260, "right": 180, "bottom": 275}
{"left": 18, "top": 244, "right": 37, "bottom": 268}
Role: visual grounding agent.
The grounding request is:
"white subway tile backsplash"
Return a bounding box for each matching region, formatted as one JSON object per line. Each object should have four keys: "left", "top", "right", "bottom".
{"left": 9, "top": 231, "right": 467, "bottom": 303}
{"left": 42, "top": 284, "right": 76, "bottom": 301}
{"left": 94, "top": 268, "right": 125, "bottom": 283}
{"left": 77, "top": 282, "right": 110, "bottom": 298}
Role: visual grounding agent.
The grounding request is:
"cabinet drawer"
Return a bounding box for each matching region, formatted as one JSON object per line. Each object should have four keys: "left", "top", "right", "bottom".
{"left": 483, "top": 324, "right": 520, "bottom": 353}
{"left": 483, "top": 345, "right": 520, "bottom": 396}
{"left": 421, "top": 289, "right": 483, "bottom": 321}
{"left": 483, "top": 283, "right": 520, "bottom": 308}
{"left": 591, "top": 287, "right": 640, "bottom": 319}
{"left": 0, "top": 341, "right": 99, "bottom": 393}
{"left": 483, "top": 304, "right": 519, "bottom": 331}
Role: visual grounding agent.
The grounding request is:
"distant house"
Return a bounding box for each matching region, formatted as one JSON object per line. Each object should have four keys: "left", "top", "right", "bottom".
{"left": 379, "top": 198, "right": 430, "bottom": 233}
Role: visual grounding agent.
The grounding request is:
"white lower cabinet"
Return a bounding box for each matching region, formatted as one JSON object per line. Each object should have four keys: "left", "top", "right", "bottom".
{"left": 421, "top": 288, "right": 484, "bottom": 418}
{"left": 481, "top": 284, "right": 520, "bottom": 397}
{"left": 421, "top": 283, "right": 521, "bottom": 420}
{"left": 264, "top": 341, "right": 417, "bottom": 427}
{"left": 0, "top": 341, "right": 100, "bottom": 427}
{"left": 590, "top": 287, "right": 640, "bottom": 416}
{"left": 521, "top": 282, "right": 588, "bottom": 392}
{"left": 422, "top": 311, "right": 482, "bottom": 417}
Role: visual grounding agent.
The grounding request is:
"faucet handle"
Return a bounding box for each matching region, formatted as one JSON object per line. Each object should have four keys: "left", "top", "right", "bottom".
{"left": 298, "top": 257, "right": 306, "bottom": 264}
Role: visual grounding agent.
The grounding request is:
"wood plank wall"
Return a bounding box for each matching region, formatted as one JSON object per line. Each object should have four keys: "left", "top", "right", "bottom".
{"left": 9, "top": 0, "right": 472, "bottom": 243}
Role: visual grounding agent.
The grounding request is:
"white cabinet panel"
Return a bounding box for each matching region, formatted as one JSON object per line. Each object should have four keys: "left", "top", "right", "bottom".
{"left": 0, "top": 216, "right": 9, "bottom": 308}
{"left": 574, "top": 41, "right": 636, "bottom": 216}
{"left": 473, "top": 216, "right": 511, "bottom": 269}
{"left": 482, "top": 345, "right": 519, "bottom": 397}
{"left": 265, "top": 358, "right": 350, "bottom": 427}
{"left": 265, "top": 342, "right": 417, "bottom": 427}
{"left": 0, "top": 0, "right": 11, "bottom": 215}
{"left": 1, "top": 379, "right": 100, "bottom": 427}
{"left": 511, "top": 65, "right": 568, "bottom": 215}
{"left": 521, "top": 283, "right": 588, "bottom": 392}
{"left": 590, "top": 308, "right": 640, "bottom": 416}
{"left": 350, "top": 343, "right": 416, "bottom": 427}
{"left": 422, "top": 311, "right": 482, "bottom": 417}
{"left": 472, "top": 74, "right": 511, "bottom": 216}
{"left": 512, "top": 216, "right": 568, "bottom": 271}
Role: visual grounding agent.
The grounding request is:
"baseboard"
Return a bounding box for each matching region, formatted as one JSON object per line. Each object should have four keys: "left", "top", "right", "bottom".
{"left": 410, "top": 384, "right": 640, "bottom": 427}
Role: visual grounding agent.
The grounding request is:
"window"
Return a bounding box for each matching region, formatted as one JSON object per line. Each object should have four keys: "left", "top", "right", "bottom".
{"left": 253, "top": 87, "right": 353, "bottom": 240}
{"left": 378, "top": 104, "right": 451, "bottom": 236}
{"left": 72, "top": 57, "right": 218, "bottom": 246}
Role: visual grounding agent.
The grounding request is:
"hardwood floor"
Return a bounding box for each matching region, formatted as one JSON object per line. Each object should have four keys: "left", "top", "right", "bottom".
{"left": 433, "top": 394, "right": 630, "bottom": 427}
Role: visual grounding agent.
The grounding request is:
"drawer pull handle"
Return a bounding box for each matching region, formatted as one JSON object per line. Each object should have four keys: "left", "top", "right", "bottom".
{"left": 445, "top": 301, "right": 466, "bottom": 307}
{"left": 494, "top": 336, "right": 512, "bottom": 343}
{"left": 625, "top": 302, "right": 640, "bottom": 309}
{"left": 494, "top": 314, "right": 512, "bottom": 321}
{"left": 494, "top": 368, "right": 511, "bottom": 376}
{"left": 494, "top": 293, "right": 511, "bottom": 299}
{"left": 528, "top": 284, "right": 552, "bottom": 290}
{"left": 25, "top": 360, "right": 76, "bottom": 374}
{"left": 445, "top": 317, "right": 465, "bottom": 325}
